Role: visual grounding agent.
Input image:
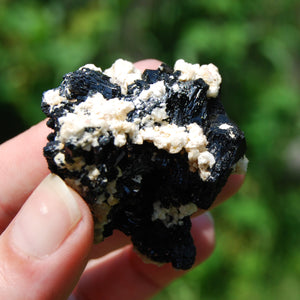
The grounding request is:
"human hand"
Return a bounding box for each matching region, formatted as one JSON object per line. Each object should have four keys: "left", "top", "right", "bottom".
{"left": 0, "top": 59, "right": 244, "bottom": 300}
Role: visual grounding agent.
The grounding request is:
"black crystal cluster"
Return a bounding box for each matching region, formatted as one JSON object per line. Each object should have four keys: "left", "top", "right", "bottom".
{"left": 42, "top": 61, "right": 246, "bottom": 270}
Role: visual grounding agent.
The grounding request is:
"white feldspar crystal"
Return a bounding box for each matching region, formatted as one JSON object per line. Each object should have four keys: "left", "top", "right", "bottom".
{"left": 232, "top": 155, "right": 249, "bottom": 175}
{"left": 79, "top": 64, "right": 102, "bottom": 73}
{"left": 152, "top": 201, "right": 198, "bottom": 227}
{"left": 104, "top": 59, "right": 142, "bottom": 94}
{"left": 174, "top": 59, "right": 222, "bottom": 98}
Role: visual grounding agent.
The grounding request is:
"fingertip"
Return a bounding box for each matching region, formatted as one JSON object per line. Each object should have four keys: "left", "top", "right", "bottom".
{"left": 134, "top": 59, "right": 162, "bottom": 71}
{"left": 191, "top": 212, "right": 215, "bottom": 264}
{"left": 229, "top": 173, "right": 245, "bottom": 188}
{"left": 213, "top": 174, "right": 245, "bottom": 208}
{"left": 0, "top": 174, "right": 94, "bottom": 299}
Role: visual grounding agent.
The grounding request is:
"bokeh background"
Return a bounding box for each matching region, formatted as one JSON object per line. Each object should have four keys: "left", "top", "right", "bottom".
{"left": 1, "top": 0, "right": 299, "bottom": 299}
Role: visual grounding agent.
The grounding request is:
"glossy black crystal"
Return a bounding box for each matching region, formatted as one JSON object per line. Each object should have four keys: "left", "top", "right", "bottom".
{"left": 42, "top": 62, "right": 246, "bottom": 270}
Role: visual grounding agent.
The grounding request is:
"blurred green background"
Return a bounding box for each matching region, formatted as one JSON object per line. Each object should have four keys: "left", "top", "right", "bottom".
{"left": 1, "top": 0, "right": 299, "bottom": 299}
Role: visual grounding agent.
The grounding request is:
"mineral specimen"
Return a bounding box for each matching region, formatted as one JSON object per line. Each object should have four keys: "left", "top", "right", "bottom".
{"left": 42, "top": 59, "right": 247, "bottom": 270}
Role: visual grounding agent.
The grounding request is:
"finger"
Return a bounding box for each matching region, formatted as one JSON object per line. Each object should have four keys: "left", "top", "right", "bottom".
{"left": 213, "top": 174, "right": 245, "bottom": 208}
{"left": 0, "top": 174, "right": 93, "bottom": 300}
{"left": 0, "top": 120, "right": 51, "bottom": 231}
{"left": 71, "top": 213, "right": 214, "bottom": 300}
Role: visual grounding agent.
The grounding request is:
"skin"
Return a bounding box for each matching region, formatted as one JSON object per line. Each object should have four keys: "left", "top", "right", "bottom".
{"left": 0, "top": 59, "right": 244, "bottom": 300}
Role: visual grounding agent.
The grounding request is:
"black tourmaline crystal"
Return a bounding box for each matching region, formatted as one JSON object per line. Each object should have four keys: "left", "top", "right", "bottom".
{"left": 42, "top": 59, "right": 247, "bottom": 270}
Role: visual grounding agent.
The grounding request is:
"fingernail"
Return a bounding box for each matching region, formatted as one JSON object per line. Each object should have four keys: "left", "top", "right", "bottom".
{"left": 11, "top": 174, "right": 82, "bottom": 258}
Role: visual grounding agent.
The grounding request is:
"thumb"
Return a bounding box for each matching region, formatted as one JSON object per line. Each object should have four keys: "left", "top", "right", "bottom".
{"left": 0, "top": 174, "right": 94, "bottom": 300}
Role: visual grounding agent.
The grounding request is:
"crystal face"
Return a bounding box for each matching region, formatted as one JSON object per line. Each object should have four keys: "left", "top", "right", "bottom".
{"left": 42, "top": 59, "right": 247, "bottom": 270}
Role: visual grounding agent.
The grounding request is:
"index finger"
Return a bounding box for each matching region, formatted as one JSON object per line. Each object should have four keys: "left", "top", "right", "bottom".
{"left": 0, "top": 121, "right": 50, "bottom": 230}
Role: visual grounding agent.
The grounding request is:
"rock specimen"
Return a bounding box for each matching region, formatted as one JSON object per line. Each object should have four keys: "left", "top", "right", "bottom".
{"left": 42, "top": 59, "right": 247, "bottom": 270}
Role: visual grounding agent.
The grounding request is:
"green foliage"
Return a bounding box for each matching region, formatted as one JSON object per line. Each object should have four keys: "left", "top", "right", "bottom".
{"left": 1, "top": 0, "right": 299, "bottom": 299}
